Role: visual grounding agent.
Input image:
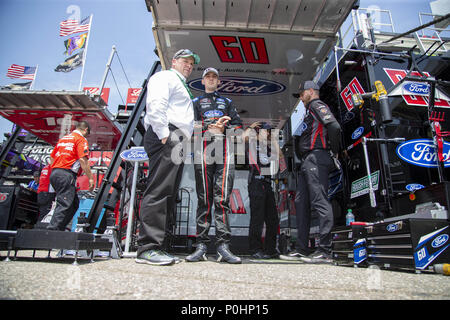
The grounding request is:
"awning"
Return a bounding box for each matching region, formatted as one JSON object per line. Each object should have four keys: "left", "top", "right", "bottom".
{"left": 0, "top": 90, "right": 122, "bottom": 150}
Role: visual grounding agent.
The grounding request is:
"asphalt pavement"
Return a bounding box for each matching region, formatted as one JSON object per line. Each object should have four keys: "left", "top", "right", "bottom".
{"left": 1, "top": 250, "right": 449, "bottom": 301}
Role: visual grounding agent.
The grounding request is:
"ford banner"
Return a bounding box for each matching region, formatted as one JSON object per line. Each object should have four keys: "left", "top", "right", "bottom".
{"left": 396, "top": 139, "right": 450, "bottom": 168}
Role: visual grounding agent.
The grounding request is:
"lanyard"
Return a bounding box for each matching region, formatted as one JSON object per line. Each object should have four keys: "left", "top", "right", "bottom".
{"left": 170, "top": 69, "right": 194, "bottom": 99}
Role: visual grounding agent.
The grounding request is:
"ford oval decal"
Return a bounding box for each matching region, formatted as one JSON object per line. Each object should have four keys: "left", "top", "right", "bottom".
{"left": 188, "top": 76, "right": 285, "bottom": 96}
{"left": 396, "top": 139, "right": 450, "bottom": 168}
{"left": 403, "top": 82, "right": 430, "bottom": 96}
{"left": 387, "top": 224, "right": 398, "bottom": 232}
{"left": 204, "top": 110, "right": 224, "bottom": 118}
{"left": 351, "top": 127, "right": 364, "bottom": 140}
{"left": 431, "top": 234, "right": 449, "bottom": 248}
{"left": 405, "top": 184, "right": 424, "bottom": 192}
{"left": 120, "top": 147, "right": 149, "bottom": 162}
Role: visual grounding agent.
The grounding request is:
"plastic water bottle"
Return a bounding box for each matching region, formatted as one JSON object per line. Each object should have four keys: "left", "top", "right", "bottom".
{"left": 346, "top": 209, "right": 355, "bottom": 226}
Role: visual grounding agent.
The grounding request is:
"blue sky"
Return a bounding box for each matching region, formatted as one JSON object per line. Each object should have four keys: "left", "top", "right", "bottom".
{"left": 0, "top": 0, "right": 438, "bottom": 140}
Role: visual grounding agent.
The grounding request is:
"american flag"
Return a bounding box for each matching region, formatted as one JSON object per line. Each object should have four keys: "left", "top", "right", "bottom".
{"left": 6, "top": 64, "right": 37, "bottom": 80}
{"left": 59, "top": 16, "right": 90, "bottom": 37}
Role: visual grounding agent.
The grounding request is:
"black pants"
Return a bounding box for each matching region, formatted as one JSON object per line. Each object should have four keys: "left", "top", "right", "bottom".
{"left": 37, "top": 191, "right": 56, "bottom": 222}
{"left": 137, "top": 125, "right": 185, "bottom": 256}
{"left": 48, "top": 168, "right": 79, "bottom": 231}
{"left": 248, "top": 178, "right": 279, "bottom": 255}
{"left": 295, "top": 149, "right": 334, "bottom": 254}
{"left": 193, "top": 138, "right": 234, "bottom": 245}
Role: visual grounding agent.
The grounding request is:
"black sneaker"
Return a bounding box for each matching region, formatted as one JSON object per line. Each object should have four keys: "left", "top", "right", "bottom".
{"left": 252, "top": 251, "right": 279, "bottom": 259}
{"left": 185, "top": 243, "right": 208, "bottom": 262}
{"left": 300, "top": 250, "right": 333, "bottom": 264}
{"left": 216, "top": 243, "right": 242, "bottom": 264}
{"left": 251, "top": 251, "right": 268, "bottom": 259}
{"left": 135, "top": 250, "right": 175, "bottom": 266}
{"left": 279, "top": 250, "right": 308, "bottom": 261}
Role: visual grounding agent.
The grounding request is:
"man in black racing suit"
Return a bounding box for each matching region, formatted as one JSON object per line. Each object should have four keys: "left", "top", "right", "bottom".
{"left": 281, "top": 80, "right": 342, "bottom": 264}
{"left": 186, "top": 67, "right": 243, "bottom": 264}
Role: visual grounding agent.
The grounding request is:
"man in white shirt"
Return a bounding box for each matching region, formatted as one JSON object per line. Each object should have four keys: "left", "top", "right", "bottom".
{"left": 136, "top": 49, "right": 200, "bottom": 266}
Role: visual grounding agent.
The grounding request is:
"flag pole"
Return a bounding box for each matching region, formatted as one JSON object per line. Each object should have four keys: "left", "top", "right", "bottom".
{"left": 30, "top": 64, "right": 38, "bottom": 90}
{"left": 78, "top": 14, "right": 93, "bottom": 91}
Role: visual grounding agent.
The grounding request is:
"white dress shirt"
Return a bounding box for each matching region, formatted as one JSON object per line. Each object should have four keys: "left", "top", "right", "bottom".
{"left": 144, "top": 68, "right": 194, "bottom": 139}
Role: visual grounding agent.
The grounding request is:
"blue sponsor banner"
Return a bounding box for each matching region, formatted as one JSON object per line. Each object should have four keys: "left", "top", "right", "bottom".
{"left": 396, "top": 139, "right": 450, "bottom": 168}
{"left": 188, "top": 76, "right": 285, "bottom": 96}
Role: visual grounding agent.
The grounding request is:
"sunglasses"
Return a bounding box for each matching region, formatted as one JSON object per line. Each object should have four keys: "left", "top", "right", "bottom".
{"left": 173, "top": 49, "right": 200, "bottom": 64}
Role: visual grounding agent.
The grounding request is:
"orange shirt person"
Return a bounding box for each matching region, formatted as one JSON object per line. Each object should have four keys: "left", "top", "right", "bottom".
{"left": 47, "top": 121, "right": 94, "bottom": 231}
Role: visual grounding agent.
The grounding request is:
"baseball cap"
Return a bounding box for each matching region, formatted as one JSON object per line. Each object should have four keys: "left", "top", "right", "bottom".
{"left": 173, "top": 49, "right": 200, "bottom": 64}
{"left": 292, "top": 80, "right": 320, "bottom": 98}
{"left": 202, "top": 67, "right": 219, "bottom": 78}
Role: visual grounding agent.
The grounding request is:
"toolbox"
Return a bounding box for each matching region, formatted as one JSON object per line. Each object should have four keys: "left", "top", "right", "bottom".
{"left": 331, "top": 223, "right": 367, "bottom": 267}
{"left": 365, "top": 218, "right": 449, "bottom": 272}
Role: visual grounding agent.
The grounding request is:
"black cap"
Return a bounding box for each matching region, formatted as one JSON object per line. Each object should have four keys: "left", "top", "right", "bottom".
{"left": 292, "top": 80, "right": 320, "bottom": 98}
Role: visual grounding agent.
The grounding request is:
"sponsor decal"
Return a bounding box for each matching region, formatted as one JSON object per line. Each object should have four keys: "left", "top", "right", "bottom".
{"left": 415, "top": 226, "right": 449, "bottom": 270}
{"left": 204, "top": 110, "right": 224, "bottom": 118}
{"left": 384, "top": 68, "right": 450, "bottom": 108}
{"left": 431, "top": 234, "right": 449, "bottom": 248}
{"left": 120, "top": 147, "right": 148, "bottom": 162}
{"left": 387, "top": 223, "right": 399, "bottom": 232}
{"left": 188, "top": 76, "right": 285, "bottom": 96}
{"left": 353, "top": 239, "right": 367, "bottom": 265}
{"left": 350, "top": 171, "right": 379, "bottom": 199}
{"left": 351, "top": 127, "right": 364, "bottom": 140}
{"left": 405, "top": 183, "right": 425, "bottom": 192}
{"left": 402, "top": 82, "right": 430, "bottom": 96}
{"left": 396, "top": 139, "right": 450, "bottom": 168}
{"left": 340, "top": 77, "right": 366, "bottom": 111}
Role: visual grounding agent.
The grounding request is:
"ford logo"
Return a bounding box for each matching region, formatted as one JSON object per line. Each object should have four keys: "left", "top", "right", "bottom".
{"left": 188, "top": 76, "right": 285, "bottom": 96}
{"left": 405, "top": 183, "right": 424, "bottom": 192}
{"left": 387, "top": 223, "right": 398, "bottom": 232}
{"left": 204, "top": 110, "right": 224, "bottom": 118}
{"left": 120, "top": 147, "right": 149, "bottom": 162}
{"left": 396, "top": 139, "right": 450, "bottom": 168}
{"left": 431, "top": 234, "right": 449, "bottom": 248}
{"left": 351, "top": 127, "right": 364, "bottom": 140}
{"left": 403, "top": 82, "right": 430, "bottom": 96}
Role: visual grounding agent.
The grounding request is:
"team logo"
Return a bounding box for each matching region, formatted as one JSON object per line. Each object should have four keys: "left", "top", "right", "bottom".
{"left": 396, "top": 139, "right": 450, "bottom": 168}
{"left": 188, "top": 76, "right": 285, "bottom": 96}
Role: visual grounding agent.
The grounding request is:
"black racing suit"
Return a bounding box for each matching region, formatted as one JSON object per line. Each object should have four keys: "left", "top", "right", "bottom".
{"left": 294, "top": 98, "right": 341, "bottom": 254}
{"left": 247, "top": 140, "right": 279, "bottom": 255}
{"left": 192, "top": 92, "right": 243, "bottom": 246}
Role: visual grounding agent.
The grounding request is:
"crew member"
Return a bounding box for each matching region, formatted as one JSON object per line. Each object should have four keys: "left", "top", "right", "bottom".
{"left": 283, "top": 81, "right": 341, "bottom": 263}
{"left": 244, "top": 121, "right": 282, "bottom": 259}
{"left": 137, "top": 49, "right": 200, "bottom": 266}
{"left": 27, "top": 171, "right": 40, "bottom": 192}
{"left": 186, "top": 67, "right": 243, "bottom": 264}
{"left": 47, "top": 121, "right": 94, "bottom": 231}
{"left": 36, "top": 164, "right": 56, "bottom": 222}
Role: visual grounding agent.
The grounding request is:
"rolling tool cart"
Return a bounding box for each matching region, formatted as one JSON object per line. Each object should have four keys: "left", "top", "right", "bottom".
{"left": 366, "top": 218, "right": 450, "bottom": 273}
{"left": 332, "top": 223, "right": 367, "bottom": 267}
